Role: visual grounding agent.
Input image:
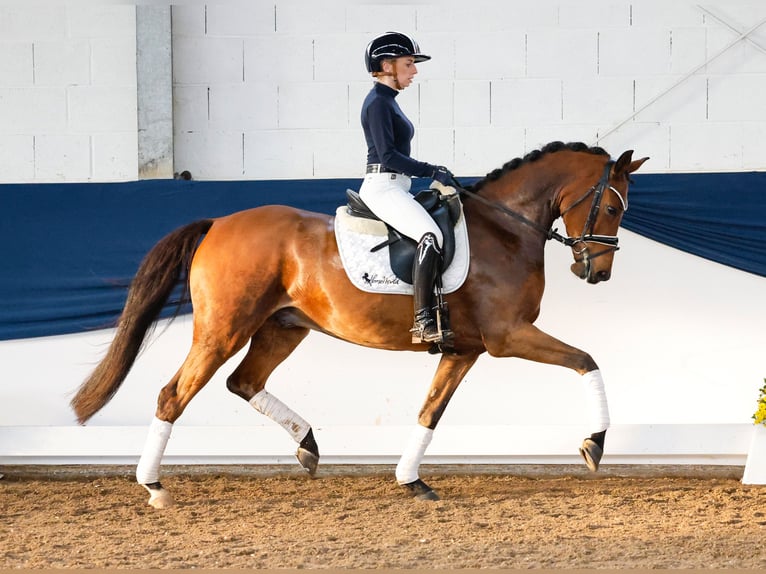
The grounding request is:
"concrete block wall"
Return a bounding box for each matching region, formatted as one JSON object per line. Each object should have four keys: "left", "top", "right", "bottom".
{"left": 171, "top": 0, "right": 766, "bottom": 180}
{"left": 0, "top": 6, "right": 138, "bottom": 182}
{"left": 2, "top": 1, "right": 765, "bottom": 183}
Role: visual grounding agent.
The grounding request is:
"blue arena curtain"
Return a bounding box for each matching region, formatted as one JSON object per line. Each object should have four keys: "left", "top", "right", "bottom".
{"left": 1, "top": 179, "right": 356, "bottom": 341}
{"left": 1, "top": 172, "right": 764, "bottom": 341}
{"left": 620, "top": 172, "right": 766, "bottom": 278}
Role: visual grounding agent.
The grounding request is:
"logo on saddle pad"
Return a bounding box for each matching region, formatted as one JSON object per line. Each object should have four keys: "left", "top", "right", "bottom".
{"left": 334, "top": 190, "right": 470, "bottom": 295}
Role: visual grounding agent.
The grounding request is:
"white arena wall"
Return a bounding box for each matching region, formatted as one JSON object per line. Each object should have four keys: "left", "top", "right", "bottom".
{"left": 0, "top": 1, "right": 765, "bottom": 181}
{"left": 1, "top": 230, "right": 764, "bottom": 466}
{"left": 1, "top": 1, "right": 765, "bottom": 468}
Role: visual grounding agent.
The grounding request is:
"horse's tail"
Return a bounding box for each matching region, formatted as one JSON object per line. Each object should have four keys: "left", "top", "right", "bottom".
{"left": 71, "top": 219, "right": 214, "bottom": 424}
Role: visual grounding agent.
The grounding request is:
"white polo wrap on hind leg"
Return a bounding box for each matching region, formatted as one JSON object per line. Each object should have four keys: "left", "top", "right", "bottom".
{"left": 582, "top": 369, "right": 610, "bottom": 434}
{"left": 395, "top": 424, "right": 433, "bottom": 485}
{"left": 249, "top": 389, "right": 310, "bottom": 443}
{"left": 135, "top": 417, "right": 173, "bottom": 484}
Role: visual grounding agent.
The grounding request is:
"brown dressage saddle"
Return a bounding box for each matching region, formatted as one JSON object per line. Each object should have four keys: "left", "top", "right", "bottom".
{"left": 344, "top": 188, "right": 463, "bottom": 284}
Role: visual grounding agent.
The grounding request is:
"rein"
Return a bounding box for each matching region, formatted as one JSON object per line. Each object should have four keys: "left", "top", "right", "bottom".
{"left": 453, "top": 159, "right": 622, "bottom": 251}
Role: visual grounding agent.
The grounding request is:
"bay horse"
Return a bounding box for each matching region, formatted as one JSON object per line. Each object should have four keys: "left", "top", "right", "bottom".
{"left": 71, "top": 141, "right": 648, "bottom": 508}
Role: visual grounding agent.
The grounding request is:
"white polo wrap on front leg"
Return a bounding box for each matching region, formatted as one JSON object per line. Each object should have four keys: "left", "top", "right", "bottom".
{"left": 249, "top": 389, "right": 310, "bottom": 443}
{"left": 135, "top": 416, "right": 173, "bottom": 484}
{"left": 395, "top": 424, "right": 434, "bottom": 485}
{"left": 582, "top": 369, "right": 610, "bottom": 434}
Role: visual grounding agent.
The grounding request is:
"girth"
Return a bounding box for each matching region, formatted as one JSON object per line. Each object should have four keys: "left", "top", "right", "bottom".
{"left": 344, "top": 188, "right": 462, "bottom": 284}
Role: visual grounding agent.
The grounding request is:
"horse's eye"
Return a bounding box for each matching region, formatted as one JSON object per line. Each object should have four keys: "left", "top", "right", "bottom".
{"left": 605, "top": 205, "right": 618, "bottom": 216}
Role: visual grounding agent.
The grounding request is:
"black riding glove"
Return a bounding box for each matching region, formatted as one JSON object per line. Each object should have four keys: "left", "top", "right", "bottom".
{"left": 431, "top": 165, "right": 455, "bottom": 186}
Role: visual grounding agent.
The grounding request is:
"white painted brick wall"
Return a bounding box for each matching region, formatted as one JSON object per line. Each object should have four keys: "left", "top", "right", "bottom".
{"left": 0, "top": 5, "right": 136, "bottom": 182}
{"left": 173, "top": 37, "right": 244, "bottom": 84}
{"left": 563, "top": 77, "right": 634, "bottom": 124}
{"left": 206, "top": 3, "right": 275, "bottom": 36}
{"left": 165, "top": 0, "right": 765, "bottom": 178}
{"left": 34, "top": 41, "right": 91, "bottom": 86}
{"left": 708, "top": 74, "right": 766, "bottom": 121}
{"left": 634, "top": 76, "right": 707, "bottom": 123}
{"left": 599, "top": 28, "right": 671, "bottom": 76}
{"left": 670, "top": 122, "right": 744, "bottom": 171}
{"left": 0, "top": 88, "right": 67, "bottom": 132}
{"left": 419, "top": 81, "right": 454, "bottom": 129}
{"left": 743, "top": 122, "right": 766, "bottom": 170}
{"left": 454, "top": 81, "right": 490, "bottom": 127}
{"left": 209, "top": 83, "right": 279, "bottom": 131}
{"left": 175, "top": 131, "right": 244, "bottom": 178}
{"left": 68, "top": 86, "right": 137, "bottom": 132}
{"left": 526, "top": 29, "right": 598, "bottom": 79}
{"left": 278, "top": 82, "right": 348, "bottom": 129}
{"left": 491, "top": 79, "right": 562, "bottom": 127}
{"left": 0, "top": 135, "right": 34, "bottom": 180}
{"left": 455, "top": 32, "right": 526, "bottom": 80}
{"left": 0, "top": 6, "right": 67, "bottom": 41}
{"left": 3, "top": 1, "right": 765, "bottom": 182}
{"left": 34, "top": 134, "right": 91, "bottom": 180}
{"left": 0, "top": 43, "right": 33, "bottom": 86}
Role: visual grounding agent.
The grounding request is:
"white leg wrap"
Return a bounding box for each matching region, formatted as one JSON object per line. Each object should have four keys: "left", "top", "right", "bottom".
{"left": 135, "top": 417, "right": 173, "bottom": 485}
{"left": 249, "top": 389, "right": 310, "bottom": 443}
{"left": 582, "top": 369, "right": 610, "bottom": 434}
{"left": 395, "top": 425, "right": 433, "bottom": 485}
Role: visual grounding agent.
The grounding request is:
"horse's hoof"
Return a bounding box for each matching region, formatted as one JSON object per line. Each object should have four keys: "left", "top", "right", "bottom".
{"left": 296, "top": 447, "right": 319, "bottom": 477}
{"left": 401, "top": 478, "right": 440, "bottom": 501}
{"left": 579, "top": 437, "right": 603, "bottom": 472}
{"left": 142, "top": 483, "right": 175, "bottom": 509}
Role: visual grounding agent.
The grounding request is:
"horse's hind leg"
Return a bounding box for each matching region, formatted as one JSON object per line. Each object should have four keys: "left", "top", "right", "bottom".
{"left": 397, "top": 351, "right": 480, "bottom": 500}
{"left": 136, "top": 342, "right": 240, "bottom": 508}
{"left": 225, "top": 315, "right": 318, "bottom": 474}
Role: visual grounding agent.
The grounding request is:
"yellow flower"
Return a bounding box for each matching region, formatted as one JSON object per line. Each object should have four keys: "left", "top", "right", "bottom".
{"left": 753, "top": 380, "right": 766, "bottom": 427}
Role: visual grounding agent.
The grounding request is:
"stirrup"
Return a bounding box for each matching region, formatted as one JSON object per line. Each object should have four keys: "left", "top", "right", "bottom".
{"left": 410, "top": 317, "right": 443, "bottom": 344}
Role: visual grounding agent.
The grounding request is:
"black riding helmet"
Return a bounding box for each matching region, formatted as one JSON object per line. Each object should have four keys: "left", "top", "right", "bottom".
{"left": 365, "top": 31, "right": 431, "bottom": 73}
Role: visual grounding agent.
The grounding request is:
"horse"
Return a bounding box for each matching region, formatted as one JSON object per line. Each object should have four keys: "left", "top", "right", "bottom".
{"left": 71, "top": 141, "right": 648, "bottom": 508}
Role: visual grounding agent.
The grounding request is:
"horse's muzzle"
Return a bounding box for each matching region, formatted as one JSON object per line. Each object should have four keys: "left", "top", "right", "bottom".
{"left": 570, "top": 260, "right": 611, "bottom": 283}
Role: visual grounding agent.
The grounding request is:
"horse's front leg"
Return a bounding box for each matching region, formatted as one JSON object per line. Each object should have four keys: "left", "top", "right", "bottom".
{"left": 397, "top": 351, "right": 480, "bottom": 500}
{"left": 493, "top": 322, "right": 610, "bottom": 471}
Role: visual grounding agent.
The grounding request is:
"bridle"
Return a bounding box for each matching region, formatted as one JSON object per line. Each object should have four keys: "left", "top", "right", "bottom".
{"left": 454, "top": 159, "right": 627, "bottom": 272}
{"left": 556, "top": 159, "right": 627, "bottom": 268}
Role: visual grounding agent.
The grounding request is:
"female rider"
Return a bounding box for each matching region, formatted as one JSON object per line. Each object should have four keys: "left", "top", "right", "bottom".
{"left": 360, "top": 31, "right": 455, "bottom": 344}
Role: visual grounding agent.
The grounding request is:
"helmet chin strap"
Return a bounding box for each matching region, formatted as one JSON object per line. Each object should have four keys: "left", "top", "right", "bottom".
{"left": 373, "top": 70, "right": 402, "bottom": 90}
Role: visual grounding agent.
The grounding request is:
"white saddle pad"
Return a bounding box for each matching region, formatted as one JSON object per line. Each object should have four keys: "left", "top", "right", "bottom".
{"left": 334, "top": 204, "right": 470, "bottom": 295}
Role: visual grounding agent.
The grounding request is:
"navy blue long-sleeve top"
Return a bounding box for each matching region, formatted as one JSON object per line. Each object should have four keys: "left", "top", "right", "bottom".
{"left": 361, "top": 82, "right": 435, "bottom": 178}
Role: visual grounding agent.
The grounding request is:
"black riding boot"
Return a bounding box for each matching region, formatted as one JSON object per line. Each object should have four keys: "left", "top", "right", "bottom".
{"left": 410, "top": 233, "right": 443, "bottom": 343}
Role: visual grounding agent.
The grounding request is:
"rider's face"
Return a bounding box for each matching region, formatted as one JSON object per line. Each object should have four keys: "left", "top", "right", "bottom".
{"left": 382, "top": 57, "right": 417, "bottom": 89}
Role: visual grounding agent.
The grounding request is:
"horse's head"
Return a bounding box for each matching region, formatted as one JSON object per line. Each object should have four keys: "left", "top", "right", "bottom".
{"left": 558, "top": 150, "right": 649, "bottom": 283}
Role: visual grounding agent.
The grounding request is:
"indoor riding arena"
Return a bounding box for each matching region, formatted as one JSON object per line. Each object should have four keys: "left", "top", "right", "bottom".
{"left": 2, "top": 1, "right": 765, "bottom": 570}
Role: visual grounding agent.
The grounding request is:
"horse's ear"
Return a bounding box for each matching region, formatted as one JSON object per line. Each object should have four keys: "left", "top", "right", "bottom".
{"left": 627, "top": 156, "right": 650, "bottom": 174}
{"left": 613, "top": 150, "right": 649, "bottom": 178}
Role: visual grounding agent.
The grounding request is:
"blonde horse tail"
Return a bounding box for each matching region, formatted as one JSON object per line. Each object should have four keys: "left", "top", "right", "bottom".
{"left": 71, "top": 219, "right": 214, "bottom": 424}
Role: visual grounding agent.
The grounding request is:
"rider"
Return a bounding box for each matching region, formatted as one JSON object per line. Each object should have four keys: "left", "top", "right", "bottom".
{"left": 360, "top": 31, "right": 456, "bottom": 345}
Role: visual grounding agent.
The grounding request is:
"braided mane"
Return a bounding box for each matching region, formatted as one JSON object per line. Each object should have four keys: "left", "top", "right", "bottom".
{"left": 469, "top": 141, "right": 609, "bottom": 192}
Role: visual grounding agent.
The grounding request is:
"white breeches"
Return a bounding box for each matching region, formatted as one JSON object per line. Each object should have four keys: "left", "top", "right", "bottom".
{"left": 359, "top": 173, "right": 443, "bottom": 247}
